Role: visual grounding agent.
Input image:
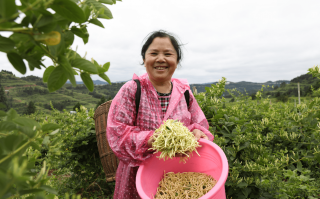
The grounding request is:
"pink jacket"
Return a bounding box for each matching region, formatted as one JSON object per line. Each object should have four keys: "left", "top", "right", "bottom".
{"left": 107, "top": 73, "right": 214, "bottom": 199}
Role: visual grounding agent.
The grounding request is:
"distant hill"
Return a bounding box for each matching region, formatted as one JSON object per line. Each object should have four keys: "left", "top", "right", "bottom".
{"left": 0, "top": 71, "right": 112, "bottom": 114}
{"left": 190, "top": 80, "right": 291, "bottom": 94}
{"left": 1, "top": 69, "right": 319, "bottom": 114}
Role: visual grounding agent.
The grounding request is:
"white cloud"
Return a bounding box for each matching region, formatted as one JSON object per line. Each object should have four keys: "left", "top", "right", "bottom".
{"left": 1, "top": 0, "right": 320, "bottom": 84}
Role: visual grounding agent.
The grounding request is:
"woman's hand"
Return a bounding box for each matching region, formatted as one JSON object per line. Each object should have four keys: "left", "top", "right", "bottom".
{"left": 176, "top": 129, "right": 208, "bottom": 157}
{"left": 147, "top": 131, "right": 160, "bottom": 148}
{"left": 192, "top": 129, "right": 209, "bottom": 141}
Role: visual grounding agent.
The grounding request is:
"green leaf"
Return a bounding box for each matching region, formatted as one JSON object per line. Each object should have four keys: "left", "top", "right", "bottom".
{"left": 13, "top": 117, "right": 40, "bottom": 131}
{"left": 9, "top": 33, "right": 33, "bottom": 53}
{"left": 24, "top": 55, "right": 42, "bottom": 71}
{"left": 81, "top": 26, "right": 89, "bottom": 44}
{"left": 43, "top": 66, "right": 55, "bottom": 83}
{"left": 42, "top": 136, "right": 50, "bottom": 145}
{"left": 0, "top": 134, "right": 25, "bottom": 155}
{"left": 71, "top": 58, "right": 98, "bottom": 74}
{"left": 86, "top": 0, "right": 113, "bottom": 19}
{"left": 58, "top": 55, "right": 76, "bottom": 86}
{"left": 50, "top": 0, "right": 86, "bottom": 23}
{"left": 0, "top": 110, "right": 6, "bottom": 117}
{"left": 0, "top": 35, "right": 15, "bottom": 52}
{"left": 297, "top": 161, "right": 302, "bottom": 172}
{"left": 38, "top": 22, "right": 57, "bottom": 33}
{"left": 70, "top": 26, "right": 85, "bottom": 38}
{"left": 30, "top": 141, "right": 41, "bottom": 151}
{"left": 98, "top": 0, "right": 114, "bottom": 5}
{"left": 80, "top": 72, "right": 94, "bottom": 91}
{"left": 99, "top": 73, "right": 111, "bottom": 85}
{"left": 36, "top": 15, "right": 55, "bottom": 28}
{"left": 0, "top": 121, "right": 17, "bottom": 132}
{"left": 103, "top": 62, "right": 110, "bottom": 71}
{"left": 0, "top": 0, "right": 17, "bottom": 19}
{"left": 308, "top": 100, "right": 315, "bottom": 109}
{"left": 35, "top": 15, "right": 57, "bottom": 33}
{"left": 47, "top": 65, "right": 68, "bottom": 92}
{"left": 40, "top": 185, "right": 58, "bottom": 195}
{"left": 237, "top": 181, "right": 248, "bottom": 188}
{"left": 7, "top": 52, "right": 26, "bottom": 74}
{"left": 64, "top": 30, "right": 74, "bottom": 47}
{"left": 89, "top": 18, "right": 104, "bottom": 28}
{"left": 93, "top": 60, "right": 108, "bottom": 74}
{"left": 81, "top": 4, "right": 91, "bottom": 21}
{"left": 42, "top": 123, "right": 60, "bottom": 131}
{"left": 98, "top": 7, "right": 113, "bottom": 19}
{"left": 70, "top": 26, "right": 89, "bottom": 44}
{"left": 6, "top": 109, "right": 18, "bottom": 121}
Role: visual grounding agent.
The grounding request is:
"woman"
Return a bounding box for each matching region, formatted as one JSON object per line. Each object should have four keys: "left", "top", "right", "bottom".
{"left": 107, "top": 30, "right": 214, "bottom": 199}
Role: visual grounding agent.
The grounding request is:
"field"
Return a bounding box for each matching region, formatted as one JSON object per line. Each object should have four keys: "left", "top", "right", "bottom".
{"left": 1, "top": 72, "right": 320, "bottom": 198}
{"left": 0, "top": 71, "right": 102, "bottom": 114}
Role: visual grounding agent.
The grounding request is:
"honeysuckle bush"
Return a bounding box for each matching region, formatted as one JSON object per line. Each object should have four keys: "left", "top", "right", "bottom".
{"left": 194, "top": 75, "right": 320, "bottom": 198}
{"left": 0, "top": 107, "right": 61, "bottom": 199}
{"left": 0, "top": 0, "right": 120, "bottom": 92}
{"left": 26, "top": 104, "right": 114, "bottom": 198}
{"left": 308, "top": 65, "right": 320, "bottom": 96}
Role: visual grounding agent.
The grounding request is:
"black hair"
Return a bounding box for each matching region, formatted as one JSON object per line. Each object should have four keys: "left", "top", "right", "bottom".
{"left": 141, "top": 30, "right": 183, "bottom": 65}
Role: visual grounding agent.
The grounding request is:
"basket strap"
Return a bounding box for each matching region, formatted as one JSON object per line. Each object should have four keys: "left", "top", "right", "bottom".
{"left": 184, "top": 90, "right": 190, "bottom": 108}
{"left": 134, "top": 79, "right": 141, "bottom": 124}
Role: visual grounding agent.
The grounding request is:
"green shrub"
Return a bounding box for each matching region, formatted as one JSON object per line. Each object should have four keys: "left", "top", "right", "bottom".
{"left": 195, "top": 80, "right": 320, "bottom": 198}
{"left": 277, "top": 93, "right": 289, "bottom": 103}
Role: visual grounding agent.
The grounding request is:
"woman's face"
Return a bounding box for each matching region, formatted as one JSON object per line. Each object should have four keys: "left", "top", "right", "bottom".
{"left": 144, "top": 37, "right": 178, "bottom": 84}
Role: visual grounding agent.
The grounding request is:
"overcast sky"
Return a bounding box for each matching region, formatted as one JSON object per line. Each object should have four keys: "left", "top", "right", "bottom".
{"left": 1, "top": 0, "right": 320, "bottom": 84}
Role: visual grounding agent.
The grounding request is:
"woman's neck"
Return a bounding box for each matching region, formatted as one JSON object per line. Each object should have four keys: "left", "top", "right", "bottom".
{"left": 149, "top": 79, "right": 172, "bottom": 93}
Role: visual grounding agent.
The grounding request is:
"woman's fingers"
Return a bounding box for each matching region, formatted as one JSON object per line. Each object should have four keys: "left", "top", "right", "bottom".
{"left": 175, "top": 151, "right": 190, "bottom": 157}
{"left": 200, "top": 132, "right": 209, "bottom": 140}
{"left": 192, "top": 129, "right": 202, "bottom": 141}
{"left": 192, "top": 129, "right": 209, "bottom": 140}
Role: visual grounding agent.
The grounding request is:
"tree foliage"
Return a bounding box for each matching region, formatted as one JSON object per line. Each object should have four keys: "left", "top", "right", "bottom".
{"left": 24, "top": 101, "right": 36, "bottom": 115}
{"left": 0, "top": 0, "right": 120, "bottom": 198}
{"left": 0, "top": 84, "right": 8, "bottom": 111}
{"left": 0, "top": 0, "right": 117, "bottom": 92}
{"left": 73, "top": 102, "right": 81, "bottom": 111}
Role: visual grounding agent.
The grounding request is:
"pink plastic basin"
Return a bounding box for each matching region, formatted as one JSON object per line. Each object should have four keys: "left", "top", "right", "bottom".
{"left": 136, "top": 139, "right": 229, "bottom": 199}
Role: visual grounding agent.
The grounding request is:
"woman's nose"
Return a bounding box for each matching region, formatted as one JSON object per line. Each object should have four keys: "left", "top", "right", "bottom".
{"left": 156, "top": 54, "right": 166, "bottom": 62}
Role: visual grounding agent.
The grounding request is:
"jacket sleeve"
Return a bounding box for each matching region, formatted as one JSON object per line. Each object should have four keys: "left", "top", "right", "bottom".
{"left": 186, "top": 90, "right": 214, "bottom": 141}
{"left": 106, "top": 81, "right": 154, "bottom": 166}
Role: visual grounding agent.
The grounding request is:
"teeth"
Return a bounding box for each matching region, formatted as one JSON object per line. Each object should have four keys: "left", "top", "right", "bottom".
{"left": 155, "top": 67, "right": 167, "bottom": 69}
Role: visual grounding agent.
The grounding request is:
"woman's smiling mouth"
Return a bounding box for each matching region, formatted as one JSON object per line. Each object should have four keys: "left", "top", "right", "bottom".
{"left": 154, "top": 66, "right": 169, "bottom": 70}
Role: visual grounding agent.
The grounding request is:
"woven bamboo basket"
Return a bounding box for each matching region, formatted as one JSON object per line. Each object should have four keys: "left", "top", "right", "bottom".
{"left": 94, "top": 100, "right": 119, "bottom": 182}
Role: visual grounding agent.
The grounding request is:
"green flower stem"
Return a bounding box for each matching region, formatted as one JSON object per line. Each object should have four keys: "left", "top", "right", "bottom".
{"left": 0, "top": 27, "right": 33, "bottom": 32}
{"left": 37, "top": 43, "right": 58, "bottom": 63}
{"left": 0, "top": 138, "right": 34, "bottom": 165}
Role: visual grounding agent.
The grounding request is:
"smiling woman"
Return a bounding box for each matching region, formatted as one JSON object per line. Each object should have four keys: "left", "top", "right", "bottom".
{"left": 106, "top": 30, "right": 213, "bottom": 199}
